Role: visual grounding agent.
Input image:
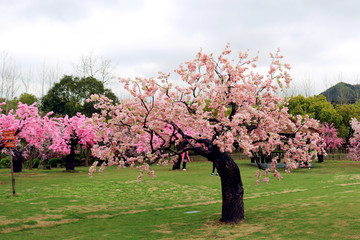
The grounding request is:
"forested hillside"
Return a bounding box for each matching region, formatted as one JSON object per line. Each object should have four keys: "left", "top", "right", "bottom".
{"left": 320, "top": 82, "right": 360, "bottom": 104}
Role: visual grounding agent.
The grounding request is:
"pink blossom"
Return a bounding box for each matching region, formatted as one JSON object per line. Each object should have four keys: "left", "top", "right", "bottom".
{"left": 348, "top": 118, "right": 360, "bottom": 161}
{"left": 268, "top": 65, "right": 276, "bottom": 74}
{"left": 320, "top": 123, "right": 343, "bottom": 151}
{"left": 86, "top": 45, "right": 325, "bottom": 187}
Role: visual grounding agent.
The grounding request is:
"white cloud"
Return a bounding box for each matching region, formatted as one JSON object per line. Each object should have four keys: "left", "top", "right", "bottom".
{"left": 1, "top": 0, "right": 360, "bottom": 97}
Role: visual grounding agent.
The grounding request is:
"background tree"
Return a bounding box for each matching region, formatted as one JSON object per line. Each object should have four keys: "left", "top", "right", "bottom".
{"left": 19, "top": 93, "right": 38, "bottom": 106}
{"left": 0, "top": 102, "right": 59, "bottom": 172}
{"left": 49, "top": 113, "right": 97, "bottom": 171}
{"left": 320, "top": 123, "right": 343, "bottom": 153}
{"left": 38, "top": 61, "right": 61, "bottom": 97}
{"left": 88, "top": 46, "right": 324, "bottom": 224}
{"left": 301, "top": 74, "right": 315, "bottom": 97}
{"left": 0, "top": 51, "right": 21, "bottom": 104}
{"left": 0, "top": 93, "right": 37, "bottom": 115}
{"left": 73, "top": 50, "right": 115, "bottom": 85}
{"left": 41, "top": 75, "right": 117, "bottom": 117}
{"left": 288, "top": 95, "right": 342, "bottom": 129}
{"left": 348, "top": 118, "right": 360, "bottom": 161}
{"left": 335, "top": 104, "right": 360, "bottom": 146}
{"left": 0, "top": 102, "right": 97, "bottom": 172}
{"left": 21, "top": 67, "right": 34, "bottom": 94}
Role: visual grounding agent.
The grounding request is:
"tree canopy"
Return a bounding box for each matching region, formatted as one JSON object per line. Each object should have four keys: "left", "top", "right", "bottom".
{"left": 0, "top": 93, "right": 38, "bottom": 114}
{"left": 287, "top": 94, "right": 360, "bottom": 146}
{"left": 335, "top": 103, "right": 360, "bottom": 145}
{"left": 18, "top": 93, "right": 38, "bottom": 105}
{"left": 287, "top": 95, "right": 342, "bottom": 128}
{"left": 0, "top": 102, "right": 96, "bottom": 172}
{"left": 88, "top": 46, "right": 324, "bottom": 223}
{"left": 349, "top": 118, "right": 360, "bottom": 161}
{"left": 41, "top": 75, "right": 117, "bottom": 117}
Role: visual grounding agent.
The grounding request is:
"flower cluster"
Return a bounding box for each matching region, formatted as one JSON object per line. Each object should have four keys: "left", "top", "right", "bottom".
{"left": 348, "top": 118, "right": 360, "bottom": 161}
{"left": 87, "top": 45, "right": 325, "bottom": 184}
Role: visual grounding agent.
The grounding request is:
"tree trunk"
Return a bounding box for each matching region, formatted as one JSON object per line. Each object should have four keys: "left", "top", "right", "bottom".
{"left": 317, "top": 154, "right": 324, "bottom": 163}
{"left": 64, "top": 138, "right": 78, "bottom": 171}
{"left": 28, "top": 158, "right": 33, "bottom": 170}
{"left": 13, "top": 158, "right": 22, "bottom": 172}
{"left": 64, "top": 156, "right": 75, "bottom": 171}
{"left": 28, "top": 146, "right": 37, "bottom": 170}
{"left": 208, "top": 149, "right": 244, "bottom": 223}
{"left": 85, "top": 147, "right": 90, "bottom": 167}
{"left": 12, "top": 149, "right": 23, "bottom": 173}
{"left": 172, "top": 155, "right": 181, "bottom": 170}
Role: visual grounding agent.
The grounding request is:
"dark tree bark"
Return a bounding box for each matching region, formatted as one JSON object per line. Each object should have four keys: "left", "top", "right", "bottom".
{"left": 208, "top": 148, "right": 244, "bottom": 223}
{"left": 12, "top": 158, "right": 23, "bottom": 172}
{"left": 64, "top": 138, "right": 78, "bottom": 171}
{"left": 85, "top": 147, "right": 90, "bottom": 167}
{"left": 317, "top": 154, "right": 324, "bottom": 163}
{"left": 12, "top": 149, "right": 23, "bottom": 173}
{"left": 172, "top": 155, "right": 181, "bottom": 170}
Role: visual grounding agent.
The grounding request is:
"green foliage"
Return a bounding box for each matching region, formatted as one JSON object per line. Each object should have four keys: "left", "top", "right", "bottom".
{"left": 0, "top": 98, "right": 18, "bottom": 114}
{"left": 74, "top": 154, "right": 83, "bottom": 166}
{"left": 25, "top": 159, "right": 41, "bottom": 169}
{"left": 0, "top": 156, "right": 10, "bottom": 168}
{"left": 41, "top": 75, "right": 118, "bottom": 117}
{"left": 287, "top": 95, "right": 360, "bottom": 145}
{"left": 0, "top": 93, "right": 38, "bottom": 114}
{"left": 19, "top": 93, "right": 38, "bottom": 105}
{"left": 48, "top": 158, "right": 64, "bottom": 167}
{"left": 287, "top": 95, "right": 342, "bottom": 128}
{"left": 335, "top": 104, "right": 360, "bottom": 144}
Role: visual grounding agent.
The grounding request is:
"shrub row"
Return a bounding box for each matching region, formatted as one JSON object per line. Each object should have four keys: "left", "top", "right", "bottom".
{"left": 0, "top": 158, "right": 64, "bottom": 169}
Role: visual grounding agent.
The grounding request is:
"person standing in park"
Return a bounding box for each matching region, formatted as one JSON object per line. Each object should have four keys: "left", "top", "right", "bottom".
{"left": 181, "top": 151, "right": 190, "bottom": 171}
{"left": 211, "top": 163, "right": 218, "bottom": 176}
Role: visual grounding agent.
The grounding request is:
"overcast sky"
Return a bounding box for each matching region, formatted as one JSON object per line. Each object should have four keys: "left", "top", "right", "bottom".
{"left": 1, "top": 0, "right": 360, "bottom": 97}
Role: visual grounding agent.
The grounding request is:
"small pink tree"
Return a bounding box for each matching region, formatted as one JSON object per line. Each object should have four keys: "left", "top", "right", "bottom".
{"left": 348, "top": 118, "right": 360, "bottom": 161}
{"left": 0, "top": 103, "right": 97, "bottom": 171}
{"left": 50, "top": 113, "right": 97, "bottom": 171}
{"left": 0, "top": 102, "right": 60, "bottom": 171}
{"left": 88, "top": 45, "right": 324, "bottom": 223}
{"left": 320, "top": 123, "right": 344, "bottom": 153}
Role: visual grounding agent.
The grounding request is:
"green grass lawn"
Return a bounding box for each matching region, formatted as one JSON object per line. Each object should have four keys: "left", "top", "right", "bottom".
{"left": 0, "top": 159, "right": 359, "bottom": 240}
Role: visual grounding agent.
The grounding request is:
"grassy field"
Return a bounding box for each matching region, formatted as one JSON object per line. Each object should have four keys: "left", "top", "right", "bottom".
{"left": 0, "top": 159, "right": 359, "bottom": 240}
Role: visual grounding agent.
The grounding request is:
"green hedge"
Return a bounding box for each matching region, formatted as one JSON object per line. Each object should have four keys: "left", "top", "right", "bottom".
{"left": 48, "top": 158, "right": 64, "bottom": 167}
{"left": 24, "top": 159, "right": 40, "bottom": 168}
{"left": 0, "top": 156, "right": 10, "bottom": 168}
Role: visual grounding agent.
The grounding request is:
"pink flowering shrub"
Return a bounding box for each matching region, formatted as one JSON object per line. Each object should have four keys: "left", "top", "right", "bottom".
{"left": 0, "top": 102, "right": 97, "bottom": 170}
{"left": 348, "top": 118, "right": 360, "bottom": 161}
{"left": 320, "top": 123, "right": 343, "bottom": 152}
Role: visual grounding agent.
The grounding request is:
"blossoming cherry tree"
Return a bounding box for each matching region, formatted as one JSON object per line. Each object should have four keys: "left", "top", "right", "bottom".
{"left": 89, "top": 45, "right": 324, "bottom": 223}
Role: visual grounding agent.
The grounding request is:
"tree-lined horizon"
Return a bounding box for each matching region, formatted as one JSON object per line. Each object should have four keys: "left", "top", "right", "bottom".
{"left": 0, "top": 50, "right": 117, "bottom": 102}
{"left": 1, "top": 48, "right": 360, "bottom": 103}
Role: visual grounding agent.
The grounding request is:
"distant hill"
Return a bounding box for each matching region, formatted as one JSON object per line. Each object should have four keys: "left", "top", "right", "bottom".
{"left": 320, "top": 82, "right": 360, "bottom": 104}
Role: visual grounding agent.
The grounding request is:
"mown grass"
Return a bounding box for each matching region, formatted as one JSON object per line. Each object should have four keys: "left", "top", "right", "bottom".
{"left": 0, "top": 159, "right": 359, "bottom": 239}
